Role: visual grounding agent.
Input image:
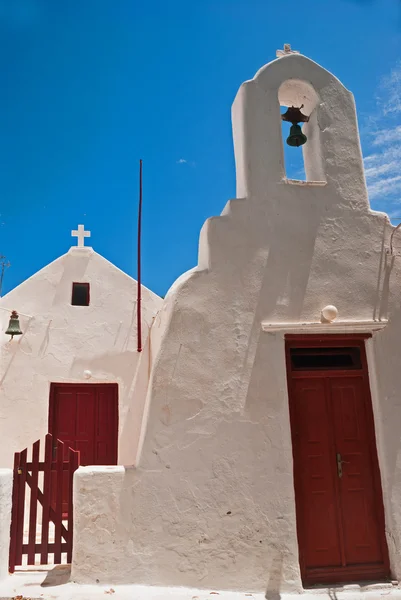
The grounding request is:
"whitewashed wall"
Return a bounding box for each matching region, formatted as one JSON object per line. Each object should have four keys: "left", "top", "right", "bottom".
{"left": 72, "top": 54, "right": 401, "bottom": 592}
{"left": 0, "top": 469, "right": 12, "bottom": 581}
{"left": 0, "top": 247, "right": 162, "bottom": 466}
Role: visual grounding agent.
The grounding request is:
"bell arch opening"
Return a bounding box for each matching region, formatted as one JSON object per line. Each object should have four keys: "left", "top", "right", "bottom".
{"left": 278, "top": 79, "right": 325, "bottom": 183}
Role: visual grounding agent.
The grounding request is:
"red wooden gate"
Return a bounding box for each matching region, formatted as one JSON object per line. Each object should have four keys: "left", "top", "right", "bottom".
{"left": 9, "top": 434, "right": 80, "bottom": 573}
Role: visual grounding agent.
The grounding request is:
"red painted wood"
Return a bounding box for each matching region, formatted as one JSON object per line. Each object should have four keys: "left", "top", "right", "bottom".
{"left": 25, "top": 462, "right": 71, "bottom": 471}
{"left": 50, "top": 388, "right": 76, "bottom": 514}
{"left": 23, "top": 542, "right": 68, "bottom": 553}
{"left": 96, "top": 386, "right": 118, "bottom": 464}
{"left": 40, "top": 434, "right": 52, "bottom": 564}
{"left": 67, "top": 446, "right": 79, "bottom": 562}
{"left": 291, "top": 377, "right": 343, "bottom": 570}
{"left": 27, "top": 440, "right": 40, "bottom": 564}
{"left": 49, "top": 383, "right": 118, "bottom": 469}
{"left": 330, "top": 377, "right": 387, "bottom": 566}
{"left": 14, "top": 447, "right": 27, "bottom": 567}
{"left": 25, "top": 471, "right": 69, "bottom": 540}
{"left": 286, "top": 336, "right": 390, "bottom": 585}
{"left": 54, "top": 439, "right": 64, "bottom": 564}
{"left": 8, "top": 452, "right": 21, "bottom": 573}
{"left": 9, "top": 434, "right": 79, "bottom": 569}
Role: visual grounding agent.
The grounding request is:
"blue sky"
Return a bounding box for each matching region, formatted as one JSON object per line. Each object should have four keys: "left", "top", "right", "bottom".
{"left": 1, "top": 0, "right": 401, "bottom": 297}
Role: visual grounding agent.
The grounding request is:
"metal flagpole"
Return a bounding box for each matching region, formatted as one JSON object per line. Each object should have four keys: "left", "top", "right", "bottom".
{"left": 137, "top": 159, "right": 143, "bottom": 352}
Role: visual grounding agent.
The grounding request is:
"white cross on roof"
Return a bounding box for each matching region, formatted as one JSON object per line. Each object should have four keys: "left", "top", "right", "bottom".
{"left": 71, "top": 224, "right": 91, "bottom": 248}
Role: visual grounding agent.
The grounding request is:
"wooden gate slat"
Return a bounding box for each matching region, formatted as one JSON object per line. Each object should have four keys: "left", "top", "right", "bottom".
{"left": 25, "top": 471, "right": 68, "bottom": 540}
{"left": 8, "top": 452, "right": 21, "bottom": 574}
{"left": 54, "top": 439, "right": 64, "bottom": 564}
{"left": 27, "top": 440, "right": 40, "bottom": 564}
{"left": 14, "top": 448, "right": 27, "bottom": 567}
{"left": 40, "top": 434, "right": 53, "bottom": 564}
{"left": 9, "top": 433, "right": 80, "bottom": 572}
{"left": 67, "top": 447, "right": 79, "bottom": 562}
{"left": 23, "top": 542, "right": 68, "bottom": 553}
{"left": 25, "top": 461, "right": 72, "bottom": 471}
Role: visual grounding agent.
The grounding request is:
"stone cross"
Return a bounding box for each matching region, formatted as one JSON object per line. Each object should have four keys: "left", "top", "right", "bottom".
{"left": 71, "top": 224, "right": 91, "bottom": 247}
{"left": 276, "top": 44, "right": 300, "bottom": 58}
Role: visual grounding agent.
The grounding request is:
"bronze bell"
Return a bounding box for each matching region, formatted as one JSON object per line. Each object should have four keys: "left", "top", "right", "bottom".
{"left": 287, "top": 123, "right": 307, "bottom": 147}
{"left": 281, "top": 105, "right": 309, "bottom": 147}
{"left": 5, "top": 310, "right": 23, "bottom": 339}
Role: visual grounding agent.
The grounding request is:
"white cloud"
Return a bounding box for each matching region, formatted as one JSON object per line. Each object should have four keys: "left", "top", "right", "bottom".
{"left": 371, "top": 125, "right": 401, "bottom": 146}
{"left": 176, "top": 158, "right": 197, "bottom": 167}
{"left": 364, "top": 145, "right": 401, "bottom": 183}
{"left": 362, "top": 63, "right": 401, "bottom": 206}
{"left": 378, "top": 62, "right": 401, "bottom": 116}
{"left": 365, "top": 175, "right": 401, "bottom": 200}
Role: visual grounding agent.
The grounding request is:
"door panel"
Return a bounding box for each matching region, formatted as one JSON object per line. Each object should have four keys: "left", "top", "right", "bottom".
{"left": 75, "top": 391, "right": 96, "bottom": 465}
{"left": 96, "top": 388, "right": 118, "bottom": 464}
{"left": 49, "top": 384, "right": 118, "bottom": 515}
{"left": 330, "top": 377, "right": 384, "bottom": 566}
{"left": 292, "top": 378, "right": 342, "bottom": 569}
{"left": 287, "top": 338, "right": 390, "bottom": 586}
{"left": 54, "top": 390, "right": 75, "bottom": 454}
{"left": 50, "top": 390, "right": 76, "bottom": 514}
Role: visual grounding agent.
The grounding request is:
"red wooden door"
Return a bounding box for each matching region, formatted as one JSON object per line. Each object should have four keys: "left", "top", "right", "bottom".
{"left": 287, "top": 338, "right": 389, "bottom": 586}
{"left": 49, "top": 383, "right": 118, "bottom": 513}
{"left": 330, "top": 377, "right": 386, "bottom": 569}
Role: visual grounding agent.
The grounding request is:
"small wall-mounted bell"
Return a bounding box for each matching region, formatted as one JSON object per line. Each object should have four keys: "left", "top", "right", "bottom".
{"left": 5, "top": 310, "right": 23, "bottom": 339}
{"left": 287, "top": 124, "right": 307, "bottom": 147}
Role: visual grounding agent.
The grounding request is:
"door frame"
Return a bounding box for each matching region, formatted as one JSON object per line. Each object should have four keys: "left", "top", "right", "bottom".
{"left": 48, "top": 382, "right": 119, "bottom": 465}
{"left": 285, "top": 334, "right": 390, "bottom": 586}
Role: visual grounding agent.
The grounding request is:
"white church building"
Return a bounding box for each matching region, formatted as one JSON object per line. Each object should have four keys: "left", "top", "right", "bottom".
{"left": 2, "top": 47, "right": 401, "bottom": 596}
{"left": 0, "top": 225, "right": 162, "bottom": 467}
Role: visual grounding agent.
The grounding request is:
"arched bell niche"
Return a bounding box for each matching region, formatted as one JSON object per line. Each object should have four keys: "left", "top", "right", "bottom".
{"left": 278, "top": 79, "right": 325, "bottom": 183}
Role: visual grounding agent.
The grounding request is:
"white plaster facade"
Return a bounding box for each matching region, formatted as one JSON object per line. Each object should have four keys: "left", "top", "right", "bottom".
{"left": 0, "top": 244, "right": 162, "bottom": 466}
{"left": 71, "top": 52, "right": 401, "bottom": 594}
{"left": 0, "top": 469, "right": 12, "bottom": 581}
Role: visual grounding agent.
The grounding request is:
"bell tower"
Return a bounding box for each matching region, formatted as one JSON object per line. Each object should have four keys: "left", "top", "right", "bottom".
{"left": 71, "top": 48, "right": 397, "bottom": 594}
{"left": 232, "top": 45, "right": 369, "bottom": 212}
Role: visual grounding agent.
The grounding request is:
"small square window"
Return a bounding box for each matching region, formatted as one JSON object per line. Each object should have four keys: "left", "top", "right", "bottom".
{"left": 71, "top": 283, "right": 90, "bottom": 306}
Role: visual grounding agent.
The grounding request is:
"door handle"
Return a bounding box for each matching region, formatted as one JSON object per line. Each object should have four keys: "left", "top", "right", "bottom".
{"left": 336, "top": 452, "right": 349, "bottom": 478}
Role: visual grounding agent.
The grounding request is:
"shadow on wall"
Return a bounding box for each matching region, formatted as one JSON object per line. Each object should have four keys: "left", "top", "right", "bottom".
{"left": 70, "top": 349, "right": 138, "bottom": 447}
{"left": 71, "top": 342, "right": 150, "bottom": 465}
{"left": 265, "top": 552, "right": 283, "bottom": 600}
{"left": 38, "top": 318, "right": 53, "bottom": 357}
{"left": 236, "top": 186, "right": 323, "bottom": 418}
{"left": 70, "top": 350, "right": 138, "bottom": 386}
{"left": 377, "top": 252, "right": 394, "bottom": 323}
{"left": 242, "top": 205, "right": 390, "bottom": 418}
{"left": 52, "top": 253, "right": 91, "bottom": 307}
{"left": 41, "top": 564, "right": 71, "bottom": 587}
{"left": 0, "top": 317, "right": 35, "bottom": 387}
{"left": 373, "top": 219, "right": 390, "bottom": 322}
{"left": 373, "top": 302, "right": 401, "bottom": 492}
{"left": 118, "top": 332, "right": 153, "bottom": 465}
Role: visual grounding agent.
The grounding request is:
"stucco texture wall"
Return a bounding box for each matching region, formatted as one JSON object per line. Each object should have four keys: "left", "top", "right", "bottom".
{"left": 71, "top": 54, "right": 401, "bottom": 593}
{"left": 0, "top": 469, "right": 12, "bottom": 581}
{"left": 0, "top": 247, "right": 162, "bottom": 466}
